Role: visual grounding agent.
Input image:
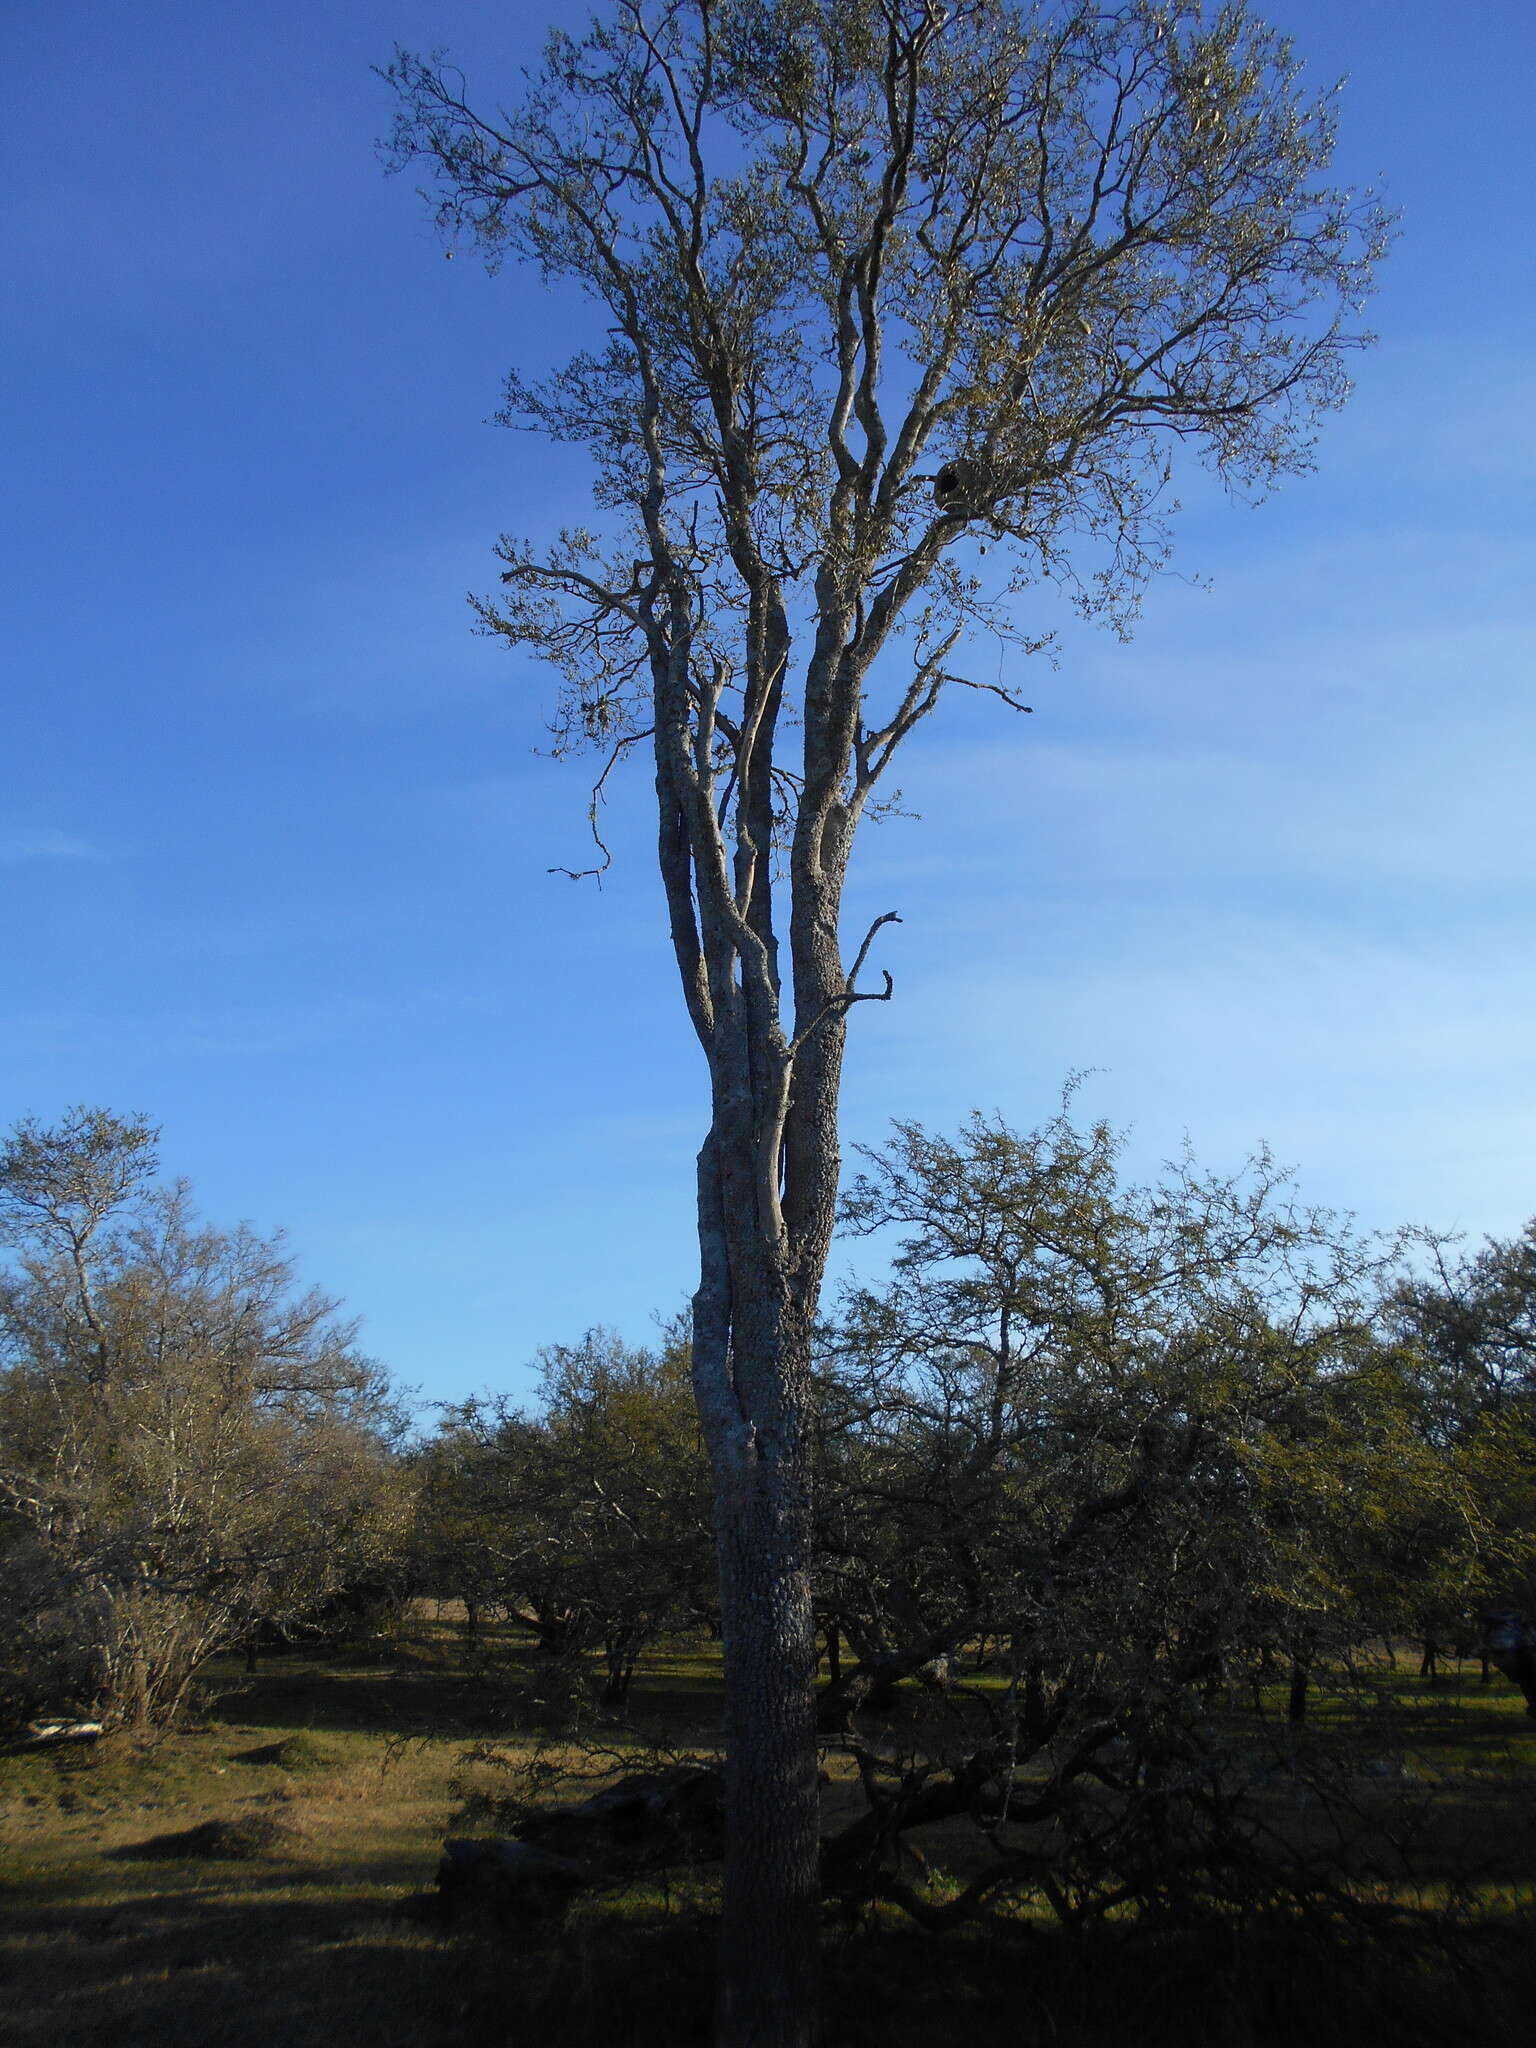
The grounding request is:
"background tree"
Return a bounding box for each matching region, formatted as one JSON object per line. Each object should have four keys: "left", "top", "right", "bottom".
{"left": 1389, "top": 1224, "right": 1536, "bottom": 1691}
{"left": 814, "top": 1106, "right": 1488, "bottom": 1920}
{"left": 383, "top": 3, "right": 1387, "bottom": 2034}
{"left": 412, "top": 1330, "right": 715, "bottom": 1704}
{"left": 410, "top": 1407, "right": 522, "bottom": 1646}
{"left": 0, "top": 1110, "right": 409, "bottom": 1730}
{"left": 534, "top": 1329, "right": 716, "bottom": 1701}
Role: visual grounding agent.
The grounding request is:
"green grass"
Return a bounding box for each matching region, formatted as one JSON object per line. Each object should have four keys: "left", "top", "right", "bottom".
{"left": 2, "top": 1625, "right": 1534, "bottom": 2046}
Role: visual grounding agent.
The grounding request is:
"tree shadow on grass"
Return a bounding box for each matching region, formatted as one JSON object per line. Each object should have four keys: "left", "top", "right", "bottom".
{"left": 203, "top": 1660, "right": 504, "bottom": 1737}
{"left": 106, "top": 1814, "right": 308, "bottom": 1861}
{"left": 821, "top": 1909, "right": 1536, "bottom": 2048}
{"left": 7, "top": 1829, "right": 1536, "bottom": 2048}
{"left": 0, "top": 1860, "right": 717, "bottom": 2048}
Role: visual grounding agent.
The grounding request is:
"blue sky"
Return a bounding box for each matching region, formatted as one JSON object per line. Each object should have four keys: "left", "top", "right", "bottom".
{"left": 5, "top": 1, "right": 1533, "bottom": 1414}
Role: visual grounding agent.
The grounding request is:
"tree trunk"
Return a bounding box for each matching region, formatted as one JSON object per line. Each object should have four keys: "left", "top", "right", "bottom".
{"left": 822, "top": 1620, "right": 841, "bottom": 1685}
{"left": 1287, "top": 1652, "right": 1311, "bottom": 1726}
{"left": 704, "top": 1340, "right": 821, "bottom": 2045}
{"left": 1022, "top": 1655, "right": 1047, "bottom": 1742}
{"left": 714, "top": 1477, "right": 821, "bottom": 2048}
{"left": 602, "top": 1635, "right": 640, "bottom": 1708}
{"left": 691, "top": 1134, "right": 823, "bottom": 2048}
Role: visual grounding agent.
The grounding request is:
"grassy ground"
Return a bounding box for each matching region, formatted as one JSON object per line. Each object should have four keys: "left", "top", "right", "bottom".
{"left": 1, "top": 1627, "right": 482, "bottom": 2045}
{"left": 2, "top": 1619, "right": 1534, "bottom": 2046}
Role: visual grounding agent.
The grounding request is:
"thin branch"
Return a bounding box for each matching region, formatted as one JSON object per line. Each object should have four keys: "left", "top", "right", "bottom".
{"left": 548, "top": 728, "right": 654, "bottom": 883}
{"left": 789, "top": 911, "right": 903, "bottom": 1058}
{"left": 937, "top": 669, "right": 1034, "bottom": 715}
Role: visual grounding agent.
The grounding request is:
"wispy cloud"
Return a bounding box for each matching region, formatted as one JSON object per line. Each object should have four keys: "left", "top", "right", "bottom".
{"left": 0, "top": 826, "right": 101, "bottom": 864}
{"left": 845, "top": 915, "right": 1536, "bottom": 1242}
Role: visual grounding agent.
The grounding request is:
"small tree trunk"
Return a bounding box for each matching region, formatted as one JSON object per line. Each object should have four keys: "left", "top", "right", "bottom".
{"left": 464, "top": 1596, "right": 479, "bottom": 1643}
{"left": 245, "top": 1633, "right": 259, "bottom": 1675}
{"left": 602, "top": 1638, "right": 637, "bottom": 1708}
{"left": 1287, "top": 1652, "right": 1311, "bottom": 1726}
{"left": 1420, "top": 1636, "right": 1439, "bottom": 1683}
{"left": 1022, "top": 1656, "right": 1047, "bottom": 1742}
{"left": 822, "top": 1620, "right": 841, "bottom": 1685}
{"left": 124, "top": 1632, "right": 153, "bottom": 1732}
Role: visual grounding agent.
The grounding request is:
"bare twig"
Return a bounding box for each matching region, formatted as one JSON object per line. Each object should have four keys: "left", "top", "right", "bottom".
{"left": 937, "top": 670, "right": 1034, "bottom": 715}
{"left": 789, "top": 911, "right": 903, "bottom": 1059}
{"left": 548, "top": 728, "right": 655, "bottom": 883}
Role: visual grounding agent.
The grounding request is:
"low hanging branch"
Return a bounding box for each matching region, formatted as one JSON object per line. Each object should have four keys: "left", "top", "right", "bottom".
{"left": 547, "top": 727, "right": 656, "bottom": 882}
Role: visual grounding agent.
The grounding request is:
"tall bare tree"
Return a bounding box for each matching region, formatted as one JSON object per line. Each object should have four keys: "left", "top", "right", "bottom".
{"left": 383, "top": 3, "right": 1386, "bottom": 2036}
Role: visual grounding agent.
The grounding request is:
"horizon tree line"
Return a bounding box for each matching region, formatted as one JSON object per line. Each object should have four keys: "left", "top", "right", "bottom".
{"left": 6, "top": 1101, "right": 1531, "bottom": 1767}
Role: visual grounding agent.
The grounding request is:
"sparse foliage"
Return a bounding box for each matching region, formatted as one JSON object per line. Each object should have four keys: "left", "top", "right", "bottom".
{"left": 815, "top": 1107, "right": 1491, "bottom": 1920}
{"left": 413, "top": 1331, "right": 714, "bottom": 1707}
{"left": 0, "top": 1110, "right": 409, "bottom": 1730}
